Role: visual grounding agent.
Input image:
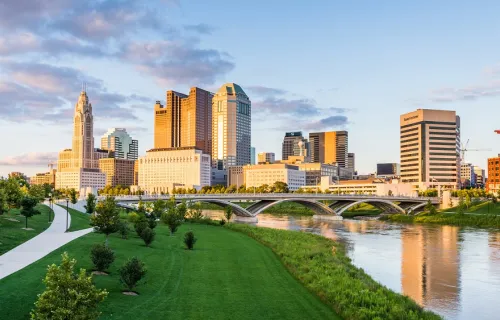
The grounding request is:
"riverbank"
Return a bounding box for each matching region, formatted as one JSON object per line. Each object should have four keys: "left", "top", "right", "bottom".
{"left": 383, "top": 212, "right": 500, "bottom": 228}
{"left": 0, "top": 223, "right": 340, "bottom": 320}
{"left": 226, "top": 223, "right": 440, "bottom": 319}
{"left": 0, "top": 204, "right": 53, "bottom": 255}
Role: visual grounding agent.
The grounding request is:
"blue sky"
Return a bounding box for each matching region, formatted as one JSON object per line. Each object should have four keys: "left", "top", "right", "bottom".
{"left": 1, "top": 0, "right": 500, "bottom": 177}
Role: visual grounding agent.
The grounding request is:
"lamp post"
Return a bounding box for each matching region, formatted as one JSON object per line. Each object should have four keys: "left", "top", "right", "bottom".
{"left": 48, "top": 193, "right": 52, "bottom": 223}
{"left": 65, "top": 197, "right": 69, "bottom": 232}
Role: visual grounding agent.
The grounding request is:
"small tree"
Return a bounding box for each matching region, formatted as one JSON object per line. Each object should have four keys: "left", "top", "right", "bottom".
{"left": 387, "top": 190, "right": 393, "bottom": 197}
{"left": 85, "top": 193, "right": 97, "bottom": 214}
{"left": 448, "top": 196, "right": 453, "bottom": 209}
{"left": 465, "top": 194, "right": 471, "bottom": 209}
{"left": 118, "top": 221, "right": 130, "bottom": 239}
{"left": 161, "top": 209, "right": 183, "bottom": 235}
{"left": 69, "top": 188, "right": 78, "bottom": 207}
{"left": 90, "top": 244, "right": 115, "bottom": 273}
{"left": 90, "top": 197, "right": 120, "bottom": 246}
{"left": 188, "top": 202, "right": 203, "bottom": 220}
{"left": 0, "top": 188, "right": 8, "bottom": 215}
{"left": 31, "top": 252, "right": 108, "bottom": 319}
{"left": 28, "top": 184, "right": 46, "bottom": 202}
{"left": 184, "top": 231, "right": 197, "bottom": 250}
{"left": 147, "top": 213, "right": 157, "bottom": 229}
{"left": 140, "top": 227, "right": 155, "bottom": 247}
{"left": 224, "top": 206, "right": 233, "bottom": 223}
{"left": 424, "top": 199, "right": 437, "bottom": 215}
{"left": 119, "top": 257, "right": 147, "bottom": 292}
{"left": 457, "top": 196, "right": 466, "bottom": 215}
{"left": 134, "top": 214, "right": 149, "bottom": 237}
{"left": 20, "top": 196, "right": 40, "bottom": 229}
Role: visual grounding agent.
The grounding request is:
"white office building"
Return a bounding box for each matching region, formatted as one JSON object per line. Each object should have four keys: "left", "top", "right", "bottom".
{"left": 244, "top": 164, "right": 306, "bottom": 191}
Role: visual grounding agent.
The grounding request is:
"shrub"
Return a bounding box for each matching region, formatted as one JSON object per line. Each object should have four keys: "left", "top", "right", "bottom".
{"left": 219, "top": 219, "right": 226, "bottom": 226}
{"left": 147, "top": 214, "right": 157, "bottom": 229}
{"left": 184, "top": 231, "right": 197, "bottom": 250}
{"left": 118, "top": 221, "right": 130, "bottom": 239}
{"left": 224, "top": 206, "right": 233, "bottom": 223}
{"left": 127, "top": 212, "right": 140, "bottom": 224}
{"left": 161, "top": 210, "right": 183, "bottom": 235}
{"left": 119, "top": 257, "right": 147, "bottom": 291}
{"left": 90, "top": 244, "right": 115, "bottom": 272}
{"left": 134, "top": 215, "right": 149, "bottom": 237}
{"left": 140, "top": 227, "right": 155, "bottom": 247}
{"left": 31, "top": 252, "right": 107, "bottom": 319}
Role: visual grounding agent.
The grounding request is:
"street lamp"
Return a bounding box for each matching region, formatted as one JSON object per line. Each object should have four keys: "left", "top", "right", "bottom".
{"left": 48, "top": 192, "right": 52, "bottom": 223}
{"left": 65, "top": 197, "right": 69, "bottom": 232}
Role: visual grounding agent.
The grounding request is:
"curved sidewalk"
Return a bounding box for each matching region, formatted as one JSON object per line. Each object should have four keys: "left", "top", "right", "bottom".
{"left": 0, "top": 202, "right": 93, "bottom": 280}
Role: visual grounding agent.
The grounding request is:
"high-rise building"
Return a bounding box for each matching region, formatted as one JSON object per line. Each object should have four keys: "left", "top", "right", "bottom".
{"left": 347, "top": 153, "right": 355, "bottom": 172}
{"left": 257, "top": 152, "right": 275, "bottom": 164}
{"left": 55, "top": 90, "right": 106, "bottom": 194}
{"left": 137, "top": 147, "right": 211, "bottom": 194}
{"left": 377, "top": 163, "right": 401, "bottom": 177}
{"left": 473, "top": 166, "right": 485, "bottom": 188}
{"left": 212, "top": 83, "right": 251, "bottom": 168}
{"left": 460, "top": 163, "right": 476, "bottom": 188}
{"left": 98, "top": 158, "right": 135, "bottom": 187}
{"left": 251, "top": 147, "right": 256, "bottom": 165}
{"left": 400, "top": 109, "right": 460, "bottom": 190}
{"left": 309, "top": 131, "right": 348, "bottom": 167}
{"left": 101, "top": 128, "right": 138, "bottom": 160}
{"left": 487, "top": 155, "right": 500, "bottom": 194}
{"left": 154, "top": 87, "right": 213, "bottom": 155}
{"left": 282, "top": 132, "right": 308, "bottom": 161}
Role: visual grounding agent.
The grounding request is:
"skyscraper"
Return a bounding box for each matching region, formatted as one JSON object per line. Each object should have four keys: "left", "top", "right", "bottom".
{"left": 101, "top": 128, "right": 138, "bottom": 160}
{"left": 309, "top": 131, "right": 348, "bottom": 167}
{"left": 154, "top": 88, "right": 213, "bottom": 155}
{"left": 251, "top": 147, "right": 256, "bottom": 165}
{"left": 212, "top": 83, "right": 251, "bottom": 168}
{"left": 400, "top": 109, "right": 460, "bottom": 189}
{"left": 347, "top": 153, "right": 355, "bottom": 172}
{"left": 56, "top": 90, "right": 106, "bottom": 193}
{"left": 282, "top": 132, "right": 308, "bottom": 160}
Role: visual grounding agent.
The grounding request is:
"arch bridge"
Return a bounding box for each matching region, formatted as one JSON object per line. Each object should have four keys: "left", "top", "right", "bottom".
{"left": 115, "top": 194, "right": 439, "bottom": 217}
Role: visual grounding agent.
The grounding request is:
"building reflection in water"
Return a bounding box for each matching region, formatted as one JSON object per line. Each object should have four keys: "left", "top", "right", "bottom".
{"left": 401, "top": 225, "right": 460, "bottom": 314}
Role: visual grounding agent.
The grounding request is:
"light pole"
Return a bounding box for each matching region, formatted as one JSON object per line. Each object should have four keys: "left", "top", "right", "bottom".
{"left": 65, "top": 197, "right": 69, "bottom": 232}
{"left": 48, "top": 193, "right": 52, "bottom": 223}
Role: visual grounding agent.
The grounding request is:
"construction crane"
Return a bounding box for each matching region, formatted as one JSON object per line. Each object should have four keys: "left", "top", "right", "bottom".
{"left": 460, "top": 139, "right": 491, "bottom": 162}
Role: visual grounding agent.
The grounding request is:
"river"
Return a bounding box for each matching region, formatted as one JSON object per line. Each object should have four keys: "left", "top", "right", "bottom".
{"left": 207, "top": 210, "right": 500, "bottom": 320}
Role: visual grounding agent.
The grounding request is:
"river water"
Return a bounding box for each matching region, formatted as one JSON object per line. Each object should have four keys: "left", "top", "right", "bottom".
{"left": 207, "top": 211, "right": 500, "bottom": 320}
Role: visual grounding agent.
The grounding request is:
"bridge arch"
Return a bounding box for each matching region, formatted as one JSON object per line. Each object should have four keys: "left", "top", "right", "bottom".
{"left": 179, "top": 199, "right": 253, "bottom": 217}
{"left": 335, "top": 199, "right": 405, "bottom": 216}
{"left": 246, "top": 199, "right": 335, "bottom": 216}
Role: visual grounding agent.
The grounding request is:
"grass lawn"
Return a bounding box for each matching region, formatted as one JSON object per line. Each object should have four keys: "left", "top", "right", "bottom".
{"left": 0, "top": 204, "right": 53, "bottom": 256}
{"left": 386, "top": 212, "right": 500, "bottom": 228}
{"left": 441, "top": 201, "right": 500, "bottom": 215}
{"left": 56, "top": 204, "right": 91, "bottom": 232}
{"left": 0, "top": 223, "right": 339, "bottom": 320}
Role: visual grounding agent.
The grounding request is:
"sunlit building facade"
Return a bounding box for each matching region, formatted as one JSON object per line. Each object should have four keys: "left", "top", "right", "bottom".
{"left": 101, "top": 128, "right": 138, "bottom": 160}
{"left": 309, "top": 131, "right": 349, "bottom": 167}
{"left": 244, "top": 164, "right": 305, "bottom": 191}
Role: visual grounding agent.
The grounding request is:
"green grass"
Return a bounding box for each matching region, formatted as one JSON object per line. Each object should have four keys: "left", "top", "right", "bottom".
{"left": 386, "top": 212, "right": 500, "bottom": 228}
{"left": 0, "top": 204, "right": 53, "bottom": 255}
{"left": 56, "top": 204, "right": 91, "bottom": 232}
{"left": 442, "top": 201, "right": 500, "bottom": 215}
{"left": 0, "top": 223, "right": 340, "bottom": 320}
{"left": 226, "top": 223, "right": 440, "bottom": 320}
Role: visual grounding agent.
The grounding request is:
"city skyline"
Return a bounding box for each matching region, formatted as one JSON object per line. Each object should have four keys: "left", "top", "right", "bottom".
{"left": 2, "top": 1, "right": 500, "bottom": 176}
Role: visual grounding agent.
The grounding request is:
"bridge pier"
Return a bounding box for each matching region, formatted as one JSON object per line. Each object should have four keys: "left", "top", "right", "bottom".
{"left": 232, "top": 216, "right": 258, "bottom": 223}
{"left": 313, "top": 215, "right": 343, "bottom": 221}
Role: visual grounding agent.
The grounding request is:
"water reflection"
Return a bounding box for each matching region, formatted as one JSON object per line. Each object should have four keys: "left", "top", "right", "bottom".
{"left": 201, "top": 211, "right": 500, "bottom": 320}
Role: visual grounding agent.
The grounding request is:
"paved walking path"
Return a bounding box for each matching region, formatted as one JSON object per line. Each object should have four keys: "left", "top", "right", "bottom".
{"left": 0, "top": 202, "right": 93, "bottom": 280}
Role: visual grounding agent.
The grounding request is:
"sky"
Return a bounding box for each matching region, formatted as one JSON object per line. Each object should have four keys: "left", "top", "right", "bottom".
{"left": 1, "top": 0, "right": 500, "bottom": 177}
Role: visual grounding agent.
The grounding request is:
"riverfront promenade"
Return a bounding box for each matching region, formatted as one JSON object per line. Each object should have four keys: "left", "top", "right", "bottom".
{"left": 0, "top": 203, "right": 92, "bottom": 280}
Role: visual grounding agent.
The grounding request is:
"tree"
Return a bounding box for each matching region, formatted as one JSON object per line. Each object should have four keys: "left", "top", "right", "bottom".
{"left": 465, "top": 194, "right": 471, "bottom": 209}
{"left": 448, "top": 196, "right": 453, "bottom": 209}
{"left": 184, "top": 231, "right": 197, "bottom": 250}
{"left": 424, "top": 199, "right": 437, "bottom": 215}
{"left": 273, "top": 181, "right": 289, "bottom": 193}
{"left": 188, "top": 202, "right": 203, "bottom": 220}
{"left": 20, "top": 196, "right": 40, "bottom": 229}
{"left": 90, "top": 244, "right": 115, "bottom": 273}
{"left": 29, "top": 184, "right": 46, "bottom": 202}
{"left": 0, "top": 188, "right": 8, "bottom": 215}
{"left": 387, "top": 190, "right": 393, "bottom": 197}
{"left": 84, "top": 193, "right": 97, "bottom": 214}
{"left": 224, "top": 206, "right": 233, "bottom": 223}
{"left": 140, "top": 227, "right": 155, "bottom": 247}
{"left": 90, "top": 197, "right": 120, "bottom": 246}
{"left": 161, "top": 201, "right": 184, "bottom": 235}
{"left": 119, "top": 257, "right": 147, "bottom": 292}
{"left": 69, "top": 189, "right": 78, "bottom": 206}
{"left": 457, "top": 196, "right": 466, "bottom": 215}
{"left": 4, "top": 178, "right": 23, "bottom": 209}
{"left": 134, "top": 214, "right": 149, "bottom": 237}
{"left": 31, "top": 252, "right": 108, "bottom": 320}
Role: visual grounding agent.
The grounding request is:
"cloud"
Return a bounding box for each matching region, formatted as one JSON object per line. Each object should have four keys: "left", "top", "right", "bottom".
{"left": 246, "top": 86, "right": 288, "bottom": 96}
{"left": 121, "top": 40, "right": 234, "bottom": 85}
{"left": 0, "top": 152, "right": 58, "bottom": 166}
{"left": 302, "top": 116, "right": 349, "bottom": 130}
{"left": 184, "top": 23, "right": 215, "bottom": 35}
{"left": 0, "top": 61, "right": 150, "bottom": 122}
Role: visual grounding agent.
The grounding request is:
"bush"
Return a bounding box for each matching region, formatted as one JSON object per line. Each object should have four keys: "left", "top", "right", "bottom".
{"left": 119, "top": 257, "right": 147, "bottom": 291}
{"left": 160, "top": 210, "right": 183, "bottom": 235}
{"left": 140, "top": 227, "right": 155, "bottom": 247}
{"left": 90, "top": 244, "right": 115, "bottom": 272}
{"left": 118, "top": 221, "right": 130, "bottom": 239}
{"left": 184, "top": 231, "right": 197, "bottom": 250}
{"left": 134, "top": 215, "right": 149, "bottom": 237}
{"left": 219, "top": 219, "right": 226, "bottom": 226}
{"left": 31, "top": 253, "right": 108, "bottom": 319}
{"left": 128, "top": 212, "right": 140, "bottom": 224}
{"left": 224, "top": 206, "right": 233, "bottom": 223}
{"left": 147, "top": 214, "right": 157, "bottom": 229}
